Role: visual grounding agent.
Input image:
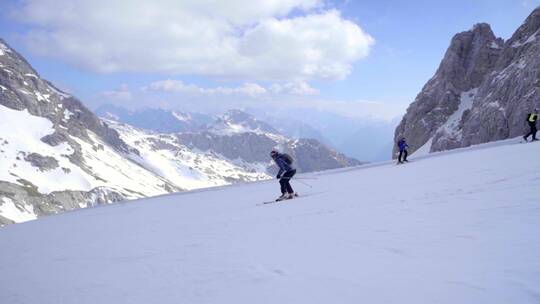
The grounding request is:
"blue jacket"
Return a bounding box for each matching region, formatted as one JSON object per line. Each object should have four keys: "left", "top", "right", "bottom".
{"left": 274, "top": 154, "right": 294, "bottom": 176}
{"left": 398, "top": 139, "right": 408, "bottom": 152}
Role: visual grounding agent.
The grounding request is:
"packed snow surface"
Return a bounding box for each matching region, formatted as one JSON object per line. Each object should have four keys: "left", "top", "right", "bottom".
{"left": 1, "top": 138, "right": 539, "bottom": 303}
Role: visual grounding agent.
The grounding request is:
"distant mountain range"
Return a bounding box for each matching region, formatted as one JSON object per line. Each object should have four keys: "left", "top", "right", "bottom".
{"left": 99, "top": 106, "right": 363, "bottom": 175}
{"left": 246, "top": 108, "right": 398, "bottom": 162}
{"left": 96, "top": 104, "right": 400, "bottom": 163}
{"left": 96, "top": 104, "right": 214, "bottom": 133}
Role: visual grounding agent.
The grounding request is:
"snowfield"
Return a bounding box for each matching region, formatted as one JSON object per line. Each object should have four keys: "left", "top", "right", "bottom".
{"left": 0, "top": 138, "right": 539, "bottom": 303}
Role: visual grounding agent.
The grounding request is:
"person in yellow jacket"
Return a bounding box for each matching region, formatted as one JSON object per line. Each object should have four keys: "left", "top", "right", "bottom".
{"left": 524, "top": 108, "right": 539, "bottom": 142}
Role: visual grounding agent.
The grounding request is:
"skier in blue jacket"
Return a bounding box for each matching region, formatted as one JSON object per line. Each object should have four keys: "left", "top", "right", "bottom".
{"left": 397, "top": 137, "right": 409, "bottom": 164}
{"left": 270, "top": 150, "right": 297, "bottom": 201}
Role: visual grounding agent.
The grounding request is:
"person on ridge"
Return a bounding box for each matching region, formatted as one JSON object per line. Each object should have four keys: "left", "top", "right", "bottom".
{"left": 397, "top": 137, "right": 409, "bottom": 164}
{"left": 524, "top": 108, "right": 539, "bottom": 142}
{"left": 270, "top": 150, "right": 297, "bottom": 201}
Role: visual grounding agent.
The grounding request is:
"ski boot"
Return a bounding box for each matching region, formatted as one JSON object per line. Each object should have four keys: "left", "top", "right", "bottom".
{"left": 275, "top": 194, "right": 288, "bottom": 201}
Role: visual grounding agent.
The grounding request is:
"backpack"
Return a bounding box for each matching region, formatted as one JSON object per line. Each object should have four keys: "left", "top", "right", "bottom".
{"left": 281, "top": 153, "right": 293, "bottom": 165}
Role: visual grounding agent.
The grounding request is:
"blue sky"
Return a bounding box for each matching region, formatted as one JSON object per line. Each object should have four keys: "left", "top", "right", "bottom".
{"left": 0, "top": 0, "right": 538, "bottom": 120}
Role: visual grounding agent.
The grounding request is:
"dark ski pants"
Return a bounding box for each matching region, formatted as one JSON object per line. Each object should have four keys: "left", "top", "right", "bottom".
{"left": 279, "top": 169, "right": 296, "bottom": 194}
{"left": 398, "top": 149, "right": 408, "bottom": 162}
{"left": 524, "top": 123, "right": 537, "bottom": 140}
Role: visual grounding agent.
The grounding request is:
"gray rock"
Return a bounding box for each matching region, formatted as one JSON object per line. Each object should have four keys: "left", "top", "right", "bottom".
{"left": 462, "top": 7, "right": 540, "bottom": 146}
{"left": 177, "top": 131, "right": 362, "bottom": 173}
{"left": 395, "top": 6, "right": 540, "bottom": 155}
{"left": 0, "top": 181, "right": 125, "bottom": 227}
{"left": 40, "top": 132, "right": 68, "bottom": 146}
{"left": 177, "top": 131, "right": 278, "bottom": 163}
{"left": 282, "top": 138, "right": 363, "bottom": 172}
{"left": 24, "top": 153, "right": 59, "bottom": 171}
{"left": 0, "top": 38, "right": 129, "bottom": 153}
{"left": 0, "top": 38, "right": 180, "bottom": 226}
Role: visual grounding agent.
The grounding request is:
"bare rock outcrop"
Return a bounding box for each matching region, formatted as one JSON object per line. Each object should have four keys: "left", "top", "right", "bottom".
{"left": 395, "top": 7, "right": 540, "bottom": 155}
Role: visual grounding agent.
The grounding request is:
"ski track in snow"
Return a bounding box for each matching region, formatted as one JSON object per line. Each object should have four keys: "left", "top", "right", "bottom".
{"left": 0, "top": 138, "right": 539, "bottom": 303}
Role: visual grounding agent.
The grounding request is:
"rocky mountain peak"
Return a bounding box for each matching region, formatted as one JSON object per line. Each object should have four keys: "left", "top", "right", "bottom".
{"left": 395, "top": 6, "right": 540, "bottom": 156}
{"left": 507, "top": 6, "right": 540, "bottom": 46}
{"left": 436, "top": 23, "right": 502, "bottom": 91}
{"left": 0, "top": 39, "right": 129, "bottom": 153}
{"left": 393, "top": 22, "right": 504, "bottom": 155}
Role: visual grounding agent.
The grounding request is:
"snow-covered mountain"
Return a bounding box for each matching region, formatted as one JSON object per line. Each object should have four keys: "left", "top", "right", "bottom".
{"left": 0, "top": 40, "right": 270, "bottom": 226}
{"left": 100, "top": 107, "right": 363, "bottom": 174}
{"left": 108, "top": 120, "right": 269, "bottom": 190}
{"left": 0, "top": 38, "right": 191, "bottom": 225}
{"left": 205, "top": 109, "right": 281, "bottom": 135}
{"left": 395, "top": 7, "right": 540, "bottom": 156}
{"left": 1, "top": 137, "right": 538, "bottom": 303}
{"left": 176, "top": 110, "right": 363, "bottom": 172}
{"left": 0, "top": 39, "right": 361, "bottom": 226}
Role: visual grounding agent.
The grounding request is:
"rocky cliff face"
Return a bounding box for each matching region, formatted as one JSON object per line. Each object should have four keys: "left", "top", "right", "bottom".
{"left": 461, "top": 8, "right": 540, "bottom": 146}
{"left": 394, "top": 7, "right": 540, "bottom": 155}
{"left": 0, "top": 40, "right": 129, "bottom": 153}
{"left": 0, "top": 39, "right": 182, "bottom": 226}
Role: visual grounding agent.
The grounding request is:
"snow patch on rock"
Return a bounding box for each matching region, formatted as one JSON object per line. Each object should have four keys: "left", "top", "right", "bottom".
{"left": 0, "top": 197, "right": 37, "bottom": 223}
{"left": 511, "top": 29, "right": 539, "bottom": 47}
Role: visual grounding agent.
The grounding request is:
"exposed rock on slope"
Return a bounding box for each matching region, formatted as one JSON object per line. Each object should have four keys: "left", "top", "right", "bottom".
{"left": 395, "top": 7, "right": 540, "bottom": 155}
{"left": 0, "top": 39, "right": 181, "bottom": 225}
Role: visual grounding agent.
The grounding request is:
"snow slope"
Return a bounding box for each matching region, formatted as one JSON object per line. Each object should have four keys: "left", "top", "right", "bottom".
{"left": 1, "top": 138, "right": 539, "bottom": 303}
{"left": 0, "top": 104, "right": 175, "bottom": 197}
{"left": 109, "top": 120, "right": 269, "bottom": 190}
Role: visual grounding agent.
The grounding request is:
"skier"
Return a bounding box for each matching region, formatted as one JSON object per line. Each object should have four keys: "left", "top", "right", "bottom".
{"left": 523, "top": 108, "right": 539, "bottom": 142}
{"left": 270, "top": 150, "right": 296, "bottom": 201}
{"left": 397, "top": 137, "right": 409, "bottom": 164}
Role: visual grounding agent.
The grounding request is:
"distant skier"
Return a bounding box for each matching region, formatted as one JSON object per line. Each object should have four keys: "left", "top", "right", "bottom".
{"left": 270, "top": 150, "right": 296, "bottom": 201}
{"left": 523, "top": 108, "right": 539, "bottom": 142}
{"left": 397, "top": 137, "right": 409, "bottom": 164}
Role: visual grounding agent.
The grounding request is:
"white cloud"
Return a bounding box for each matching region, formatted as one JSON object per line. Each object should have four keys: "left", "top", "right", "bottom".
{"left": 270, "top": 81, "right": 319, "bottom": 95}
{"left": 144, "top": 79, "right": 318, "bottom": 97}
{"left": 144, "top": 80, "right": 268, "bottom": 97}
{"left": 13, "top": 0, "right": 374, "bottom": 81}
{"left": 100, "top": 84, "right": 132, "bottom": 101}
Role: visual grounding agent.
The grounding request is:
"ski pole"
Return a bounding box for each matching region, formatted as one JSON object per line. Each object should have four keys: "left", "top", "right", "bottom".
{"left": 293, "top": 178, "right": 313, "bottom": 188}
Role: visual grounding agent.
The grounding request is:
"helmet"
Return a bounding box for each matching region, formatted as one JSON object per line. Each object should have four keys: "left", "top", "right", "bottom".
{"left": 270, "top": 150, "right": 278, "bottom": 158}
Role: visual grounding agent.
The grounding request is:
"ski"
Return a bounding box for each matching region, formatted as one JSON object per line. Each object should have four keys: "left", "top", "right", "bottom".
{"left": 396, "top": 160, "right": 411, "bottom": 165}
{"left": 259, "top": 193, "right": 299, "bottom": 205}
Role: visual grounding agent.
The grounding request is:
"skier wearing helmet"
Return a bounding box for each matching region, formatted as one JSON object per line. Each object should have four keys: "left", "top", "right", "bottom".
{"left": 270, "top": 150, "right": 297, "bottom": 201}
{"left": 397, "top": 137, "right": 409, "bottom": 164}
